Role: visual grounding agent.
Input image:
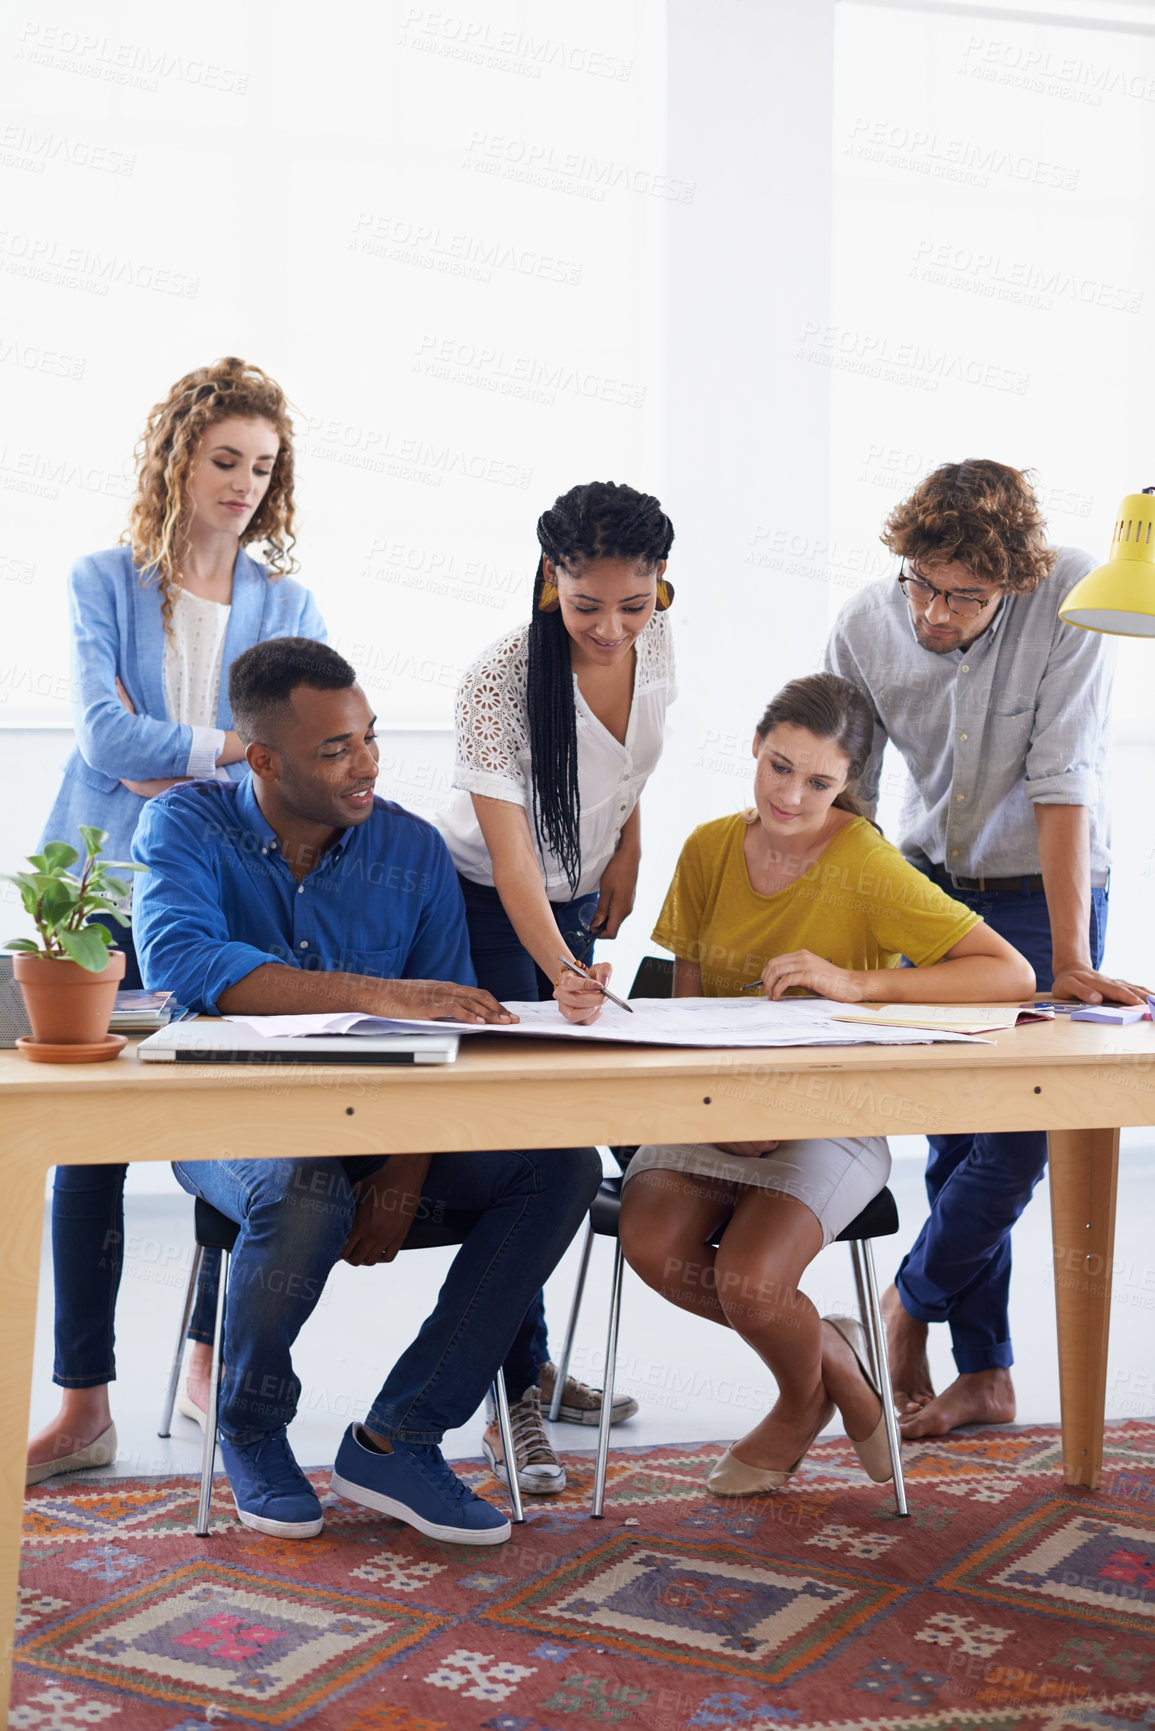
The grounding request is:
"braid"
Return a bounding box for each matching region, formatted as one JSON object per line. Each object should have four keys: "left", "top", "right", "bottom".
{"left": 527, "top": 480, "right": 675, "bottom": 892}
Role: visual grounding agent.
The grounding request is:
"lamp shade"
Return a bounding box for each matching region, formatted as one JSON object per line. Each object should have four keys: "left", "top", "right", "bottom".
{"left": 1059, "top": 491, "right": 1155, "bottom": 637}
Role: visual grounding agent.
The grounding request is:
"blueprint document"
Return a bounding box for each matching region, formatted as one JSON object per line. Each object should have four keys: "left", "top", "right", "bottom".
{"left": 226, "top": 997, "right": 982, "bottom": 1049}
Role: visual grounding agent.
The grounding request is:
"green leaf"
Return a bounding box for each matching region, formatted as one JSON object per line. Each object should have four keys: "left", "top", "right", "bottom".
{"left": 81, "top": 899, "right": 130, "bottom": 927}
{"left": 4, "top": 939, "right": 43, "bottom": 953}
{"left": 102, "top": 860, "right": 147, "bottom": 874}
{"left": 41, "top": 842, "right": 79, "bottom": 872}
{"left": 58, "top": 925, "right": 114, "bottom": 972}
{"left": 93, "top": 876, "right": 131, "bottom": 899}
{"left": 77, "top": 826, "right": 108, "bottom": 859}
{"left": 39, "top": 882, "right": 76, "bottom": 925}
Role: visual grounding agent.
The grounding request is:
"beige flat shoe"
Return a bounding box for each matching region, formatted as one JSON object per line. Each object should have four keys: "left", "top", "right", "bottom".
{"left": 26, "top": 1421, "right": 118, "bottom": 1487}
{"left": 176, "top": 1386, "right": 207, "bottom": 1432}
{"left": 706, "top": 1446, "right": 795, "bottom": 1496}
{"left": 823, "top": 1315, "right": 895, "bottom": 1484}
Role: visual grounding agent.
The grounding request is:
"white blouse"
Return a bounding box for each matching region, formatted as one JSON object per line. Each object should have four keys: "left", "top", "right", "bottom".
{"left": 162, "top": 588, "right": 231, "bottom": 778}
{"left": 436, "top": 613, "right": 676, "bottom": 900}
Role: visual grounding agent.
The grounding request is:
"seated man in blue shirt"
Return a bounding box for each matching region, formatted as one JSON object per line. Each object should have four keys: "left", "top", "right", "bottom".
{"left": 133, "top": 637, "right": 602, "bottom": 1546}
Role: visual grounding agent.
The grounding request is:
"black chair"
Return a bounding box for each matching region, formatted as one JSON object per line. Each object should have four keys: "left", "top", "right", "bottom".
{"left": 160, "top": 1198, "right": 525, "bottom": 1534}
{"left": 548, "top": 957, "right": 910, "bottom": 1518}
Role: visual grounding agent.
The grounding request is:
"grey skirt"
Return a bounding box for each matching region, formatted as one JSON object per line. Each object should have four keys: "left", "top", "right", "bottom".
{"left": 621, "top": 1136, "right": 891, "bottom": 1248}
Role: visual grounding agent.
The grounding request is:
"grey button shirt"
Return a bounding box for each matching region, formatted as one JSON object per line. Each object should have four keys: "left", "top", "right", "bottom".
{"left": 824, "top": 548, "right": 1113, "bottom": 879}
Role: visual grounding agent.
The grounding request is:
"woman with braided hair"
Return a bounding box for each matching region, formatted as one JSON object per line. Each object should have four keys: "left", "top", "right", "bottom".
{"left": 28, "top": 358, "right": 325, "bottom": 1486}
{"left": 437, "top": 479, "right": 677, "bottom": 1496}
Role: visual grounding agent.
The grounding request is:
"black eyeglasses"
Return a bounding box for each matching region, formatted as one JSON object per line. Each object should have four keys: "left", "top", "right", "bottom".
{"left": 897, "top": 563, "right": 994, "bottom": 620}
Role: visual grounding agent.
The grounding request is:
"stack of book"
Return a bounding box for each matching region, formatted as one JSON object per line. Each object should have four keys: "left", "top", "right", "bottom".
{"left": 109, "top": 990, "right": 177, "bottom": 1032}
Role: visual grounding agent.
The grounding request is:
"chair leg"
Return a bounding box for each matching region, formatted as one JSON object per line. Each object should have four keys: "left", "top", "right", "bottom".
{"left": 489, "top": 1371, "right": 525, "bottom": 1524}
{"left": 549, "top": 1221, "right": 595, "bottom": 1422}
{"left": 849, "top": 1241, "right": 879, "bottom": 1389}
{"left": 851, "top": 1239, "right": 909, "bottom": 1518}
{"left": 158, "top": 1245, "right": 202, "bottom": 1437}
{"left": 591, "top": 1242, "right": 624, "bottom": 1519}
{"left": 195, "top": 1247, "right": 229, "bottom": 1537}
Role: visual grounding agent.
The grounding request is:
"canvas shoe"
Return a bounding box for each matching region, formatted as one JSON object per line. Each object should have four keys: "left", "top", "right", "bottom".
{"left": 331, "top": 1423, "right": 511, "bottom": 1545}
{"left": 217, "top": 1427, "right": 324, "bottom": 1538}
{"left": 483, "top": 1385, "right": 566, "bottom": 1494}
{"left": 540, "top": 1361, "right": 639, "bottom": 1426}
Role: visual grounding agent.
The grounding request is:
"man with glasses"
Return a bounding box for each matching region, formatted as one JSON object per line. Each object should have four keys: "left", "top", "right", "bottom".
{"left": 825, "top": 459, "right": 1147, "bottom": 1438}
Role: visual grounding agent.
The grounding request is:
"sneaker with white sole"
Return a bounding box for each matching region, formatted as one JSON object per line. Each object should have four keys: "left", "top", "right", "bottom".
{"left": 331, "top": 1424, "right": 511, "bottom": 1545}
{"left": 217, "top": 1427, "right": 323, "bottom": 1539}
{"left": 540, "top": 1362, "right": 639, "bottom": 1427}
{"left": 483, "top": 1384, "right": 566, "bottom": 1495}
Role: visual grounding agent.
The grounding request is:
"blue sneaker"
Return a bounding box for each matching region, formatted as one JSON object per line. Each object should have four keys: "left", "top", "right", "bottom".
{"left": 331, "top": 1424, "right": 511, "bottom": 1546}
{"left": 218, "top": 1428, "right": 324, "bottom": 1539}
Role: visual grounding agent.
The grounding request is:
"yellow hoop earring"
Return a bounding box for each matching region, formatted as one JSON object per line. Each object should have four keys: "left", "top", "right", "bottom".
{"left": 538, "top": 580, "right": 560, "bottom": 612}
{"left": 655, "top": 578, "right": 675, "bottom": 611}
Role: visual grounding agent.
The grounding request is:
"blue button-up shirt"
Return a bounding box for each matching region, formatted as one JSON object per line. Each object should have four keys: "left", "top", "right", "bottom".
{"left": 132, "top": 776, "right": 476, "bottom": 1012}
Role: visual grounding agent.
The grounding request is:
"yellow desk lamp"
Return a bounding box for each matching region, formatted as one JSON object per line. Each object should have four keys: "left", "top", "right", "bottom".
{"left": 1059, "top": 488, "right": 1155, "bottom": 637}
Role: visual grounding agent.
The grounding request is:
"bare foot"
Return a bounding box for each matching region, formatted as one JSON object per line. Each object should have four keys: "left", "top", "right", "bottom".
{"left": 882, "top": 1284, "right": 935, "bottom": 1414}
{"left": 898, "top": 1368, "right": 1016, "bottom": 1438}
{"left": 27, "top": 1388, "right": 112, "bottom": 1469}
{"left": 186, "top": 1342, "right": 213, "bottom": 1414}
{"left": 820, "top": 1321, "right": 883, "bottom": 1442}
{"left": 728, "top": 1388, "right": 835, "bottom": 1474}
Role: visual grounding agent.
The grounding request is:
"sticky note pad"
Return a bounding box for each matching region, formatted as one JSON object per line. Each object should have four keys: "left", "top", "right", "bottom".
{"left": 1070, "top": 1005, "right": 1149, "bottom": 1025}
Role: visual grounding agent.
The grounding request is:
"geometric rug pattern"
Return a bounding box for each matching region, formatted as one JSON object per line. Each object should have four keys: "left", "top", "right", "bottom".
{"left": 13, "top": 1418, "right": 1155, "bottom": 1729}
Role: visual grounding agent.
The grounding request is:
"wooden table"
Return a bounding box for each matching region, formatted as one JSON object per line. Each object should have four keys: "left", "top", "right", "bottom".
{"left": 2, "top": 1015, "right": 1153, "bottom": 1711}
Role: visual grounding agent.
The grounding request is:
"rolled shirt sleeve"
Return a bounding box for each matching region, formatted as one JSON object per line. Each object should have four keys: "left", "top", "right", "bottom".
{"left": 185, "top": 725, "right": 227, "bottom": 780}
{"left": 132, "top": 794, "right": 288, "bottom": 1012}
{"left": 1024, "top": 614, "right": 1115, "bottom": 807}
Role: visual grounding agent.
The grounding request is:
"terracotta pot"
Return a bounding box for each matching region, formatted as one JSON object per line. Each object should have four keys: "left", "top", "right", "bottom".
{"left": 13, "top": 948, "right": 126, "bottom": 1045}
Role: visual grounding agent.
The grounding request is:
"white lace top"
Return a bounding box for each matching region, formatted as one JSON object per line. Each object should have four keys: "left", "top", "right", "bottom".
{"left": 162, "top": 588, "right": 231, "bottom": 778}
{"left": 435, "top": 613, "right": 675, "bottom": 899}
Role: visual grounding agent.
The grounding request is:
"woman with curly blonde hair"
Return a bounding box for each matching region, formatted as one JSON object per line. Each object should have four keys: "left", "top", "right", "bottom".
{"left": 30, "top": 358, "right": 325, "bottom": 1486}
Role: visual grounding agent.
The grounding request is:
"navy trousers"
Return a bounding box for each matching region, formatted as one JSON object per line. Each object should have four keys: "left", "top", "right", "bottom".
{"left": 896, "top": 879, "right": 1107, "bottom": 1372}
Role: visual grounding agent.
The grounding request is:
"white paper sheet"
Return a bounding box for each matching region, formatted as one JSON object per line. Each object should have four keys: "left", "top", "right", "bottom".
{"left": 225, "top": 998, "right": 983, "bottom": 1049}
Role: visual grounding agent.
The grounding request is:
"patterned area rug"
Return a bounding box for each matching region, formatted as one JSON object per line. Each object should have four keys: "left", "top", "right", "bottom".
{"left": 12, "top": 1420, "right": 1155, "bottom": 1731}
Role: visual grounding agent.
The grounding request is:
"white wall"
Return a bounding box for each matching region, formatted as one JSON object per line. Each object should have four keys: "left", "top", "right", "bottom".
{"left": 3, "top": 0, "right": 1153, "bottom": 1022}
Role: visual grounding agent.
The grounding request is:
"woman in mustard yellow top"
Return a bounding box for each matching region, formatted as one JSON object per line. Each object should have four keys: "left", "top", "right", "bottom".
{"left": 619, "top": 673, "right": 1034, "bottom": 1496}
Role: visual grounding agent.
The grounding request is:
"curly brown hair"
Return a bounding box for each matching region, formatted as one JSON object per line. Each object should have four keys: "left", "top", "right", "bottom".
{"left": 123, "top": 357, "right": 298, "bottom": 628}
{"left": 882, "top": 459, "right": 1057, "bottom": 593}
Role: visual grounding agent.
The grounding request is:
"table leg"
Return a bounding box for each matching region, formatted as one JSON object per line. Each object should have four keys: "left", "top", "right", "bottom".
{"left": 0, "top": 1129, "right": 48, "bottom": 1720}
{"left": 1048, "top": 1127, "right": 1120, "bottom": 1490}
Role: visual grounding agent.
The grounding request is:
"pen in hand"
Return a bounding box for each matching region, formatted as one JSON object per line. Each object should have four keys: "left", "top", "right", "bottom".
{"left": 555, "top": 954, "right": 634, "bottom": 1013}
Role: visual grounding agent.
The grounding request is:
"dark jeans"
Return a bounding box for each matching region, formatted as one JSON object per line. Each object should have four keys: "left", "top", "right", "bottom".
{"left": 52, "top": 1165, "right": 221, "bottom": 1388}
{"left": 896, "top": 875, "right": 1108, "bottom": 1373}
{"left": 172, "top": 1147, "right": 603, "bottom": 1445}
{"left": 457, "top": 874, "right": 599, "bottom": 1385}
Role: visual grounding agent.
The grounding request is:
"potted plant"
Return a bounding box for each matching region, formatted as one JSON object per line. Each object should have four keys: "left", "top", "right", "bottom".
{"left": 4, "top": 825, "right": 145, "bottom": 1062}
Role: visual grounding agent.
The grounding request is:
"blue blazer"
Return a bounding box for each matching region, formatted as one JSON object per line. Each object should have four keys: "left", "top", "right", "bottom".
{"left": 40, "top": 545, "right": 327, "bottom": 862}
